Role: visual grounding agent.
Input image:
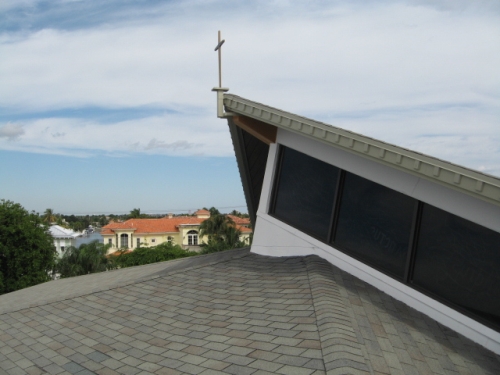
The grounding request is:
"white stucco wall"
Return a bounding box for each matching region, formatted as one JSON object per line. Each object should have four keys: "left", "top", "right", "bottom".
{"left": 251, "top": 129, "right": 500, "bottom": 354}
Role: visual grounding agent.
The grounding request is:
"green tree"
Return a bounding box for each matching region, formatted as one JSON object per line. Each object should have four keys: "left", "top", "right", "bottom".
{"left": 56, "top": 241, "right": 114, "bottom": 278}
{"left": 70, "top": 221, "right": 85, "bottom": 232}
{"left": 0, "top": 200, "right": 57, "bottom": 294}
{"left": 200, "top": 239, "right": 232, "bottom": 254}
{"left": 224, "top": 226, "right": 244, "bottom": 248}
{"left": 199, "top": 213, "right": 235, "bottom": 243}
{"left": 208, "top": 207, "right": 221, "bottom": 216}
{"left": 97, "top": 215, "right": 108, "bottom": 227}
{"left": 114, "top": 242, "right": 196, "bottom": 268}
{"left": 128, "top": 208, "right": 147, "bottom": 219}
{"left": 55, "top": 216, "right": 67, "bottom": 228}
{"left": 199, "top": 212, "right": 246, "bottom": 254}
{"left": 229, "top": 210, "right": 250, "bottom": 219}
{"left": 42, "top": 208, "right": 57, "bottom": 223}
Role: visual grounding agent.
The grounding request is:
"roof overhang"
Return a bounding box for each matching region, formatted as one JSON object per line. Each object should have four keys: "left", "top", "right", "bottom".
{"left": 224, "top": 94, "right": 500, "bottom": 207}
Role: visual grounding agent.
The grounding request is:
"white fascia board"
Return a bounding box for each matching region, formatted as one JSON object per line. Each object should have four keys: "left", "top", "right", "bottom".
{"left": 224, "top": 94, "right": 500, "bottom": 208}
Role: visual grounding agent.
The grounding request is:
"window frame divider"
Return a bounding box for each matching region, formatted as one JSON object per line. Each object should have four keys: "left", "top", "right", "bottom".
{"left": 404, "top": 200, "right": 423, "bottom": 283}
{"left": 328, "top": 170, "right": 345, "bottom": 244}
{"left": 269, "top": 145, "right": 285, "bottom": 215}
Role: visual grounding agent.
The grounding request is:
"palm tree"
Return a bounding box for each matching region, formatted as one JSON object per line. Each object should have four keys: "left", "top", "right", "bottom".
{"left": 208, "top": 207, "right": 221, "bottom": 216}
{"left": 128, "top": 208, "right": 146, "bottom": 219}
{"left": 199, "top": 214, "right": 235, "bottom": 243}
{"left": 223, "top": 225, "right": 244, "bottom": 248}
{"left": 56, "top": 241, "right": 114, "bottom": 278}
{"left": 42, "top": 208, "right": 57, "bottom": 223}
{"left": 199, "top": 212, "right": 245, "bottom": 251}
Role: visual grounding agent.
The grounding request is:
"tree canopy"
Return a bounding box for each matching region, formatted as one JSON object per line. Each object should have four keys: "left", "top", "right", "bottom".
{"left": 42, "top": 208, "right": 57, "bottom": 223}
{"left": 56, "top": 241, "right": 115, "bottom": 278}
{"left": 208, "top": 207, "right": 221, "bottom": 216}
{"left": 0, "top": 200, "right": 57, "bottom": 294}
{"left": 199, "top": 211, "right": 246, "bottom": 253}
{"left": 199, "top": 213, "right": 235, "bottom": 243}
{"left": 114, "top": 242, "right": 196, "bottom": 268}
{"left": 128, "top": 208, "right": 148, "bottom": 219}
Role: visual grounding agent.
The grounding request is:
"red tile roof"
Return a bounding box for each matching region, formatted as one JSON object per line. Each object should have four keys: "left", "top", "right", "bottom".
{"left": 100, "top": 221, "right": 137, "bottom": 235}
{"left": 194, "top": 209, "right": 210, "bottom": 215}
{"left": 227, "top": 215, "right": 251, "bottom": 226}
{"left": 101, "top": 216, "right": 205, "bottom": 235}
{"left": 101, "top": 214, "right": 252, "bottom": 236}
{"left": 238, "top": 225, "right": 252, "bottom": 233}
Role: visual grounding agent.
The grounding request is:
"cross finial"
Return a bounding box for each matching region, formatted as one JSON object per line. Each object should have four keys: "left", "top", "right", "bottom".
{"left": 212, "top": 31, "right": 231, "bottom": 118}
{"left": 214, "top": 30, "right": 225, "bottom": 88}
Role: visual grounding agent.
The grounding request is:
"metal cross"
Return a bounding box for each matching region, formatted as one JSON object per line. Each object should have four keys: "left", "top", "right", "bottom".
{"left": 214, "top": 30, "right": 225, "bottom": 88}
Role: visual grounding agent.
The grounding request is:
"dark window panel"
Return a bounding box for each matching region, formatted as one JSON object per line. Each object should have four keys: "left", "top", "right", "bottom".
{"left": 334, "top": 172, "right": 415, "bottom": 279}
{"left": 241, "top": 129, "right": 269, "bottom": 216}
{"left": 272, "top": 147, "right": 339, "bottom": 240}
{"left": 412, "top": 204, "right": 500, "bottom": 327}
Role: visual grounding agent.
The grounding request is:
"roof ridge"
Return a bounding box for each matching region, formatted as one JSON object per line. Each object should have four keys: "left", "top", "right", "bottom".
{"left": 0, "top": 248, "right": 251, "bottom": 315}
{"left": 305, "top": 256, "right": 372, "bottom": 374}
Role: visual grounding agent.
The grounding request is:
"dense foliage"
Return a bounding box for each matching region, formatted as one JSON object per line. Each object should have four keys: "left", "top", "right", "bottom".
{"left": 114, "top": 242, "right": 197, "bottom": 268}
{"left": 0, "top": 200, "right": 57, "bottom": 294}
{"left": 56, "top": 241, "right": 115, "bottom": 278}
{"left": 199, "top": 210, "right": 247, "bottom": 254}
{"left": 199, "top": 212, "right": 236, "bottom": 242}
{"left": 128, "top": 208, "right": 149, "bottom": 219}
{"left": 199, "top": 239, "right": 234, "bottom": 254}
{"left": 61, "top": 213, "right": 108, "bottom": 231}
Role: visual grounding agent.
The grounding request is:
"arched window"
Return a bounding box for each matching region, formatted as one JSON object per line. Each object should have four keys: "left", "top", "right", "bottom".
{"left": 120, "top": 233, "right": 128, "bottom": 248}
{"left": 187, "top": 230, "right": 198, "bottom": 246}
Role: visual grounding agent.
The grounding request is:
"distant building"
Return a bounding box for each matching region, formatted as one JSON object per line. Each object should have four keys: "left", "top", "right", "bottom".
{"left": 49, "top": 225, "right": 81, "bottom": 257}
{"left": 216, "top": 91, "right": 500, "bottom": 354}
{"left": 101, "top": 209, "right": 252, "bottom": 252}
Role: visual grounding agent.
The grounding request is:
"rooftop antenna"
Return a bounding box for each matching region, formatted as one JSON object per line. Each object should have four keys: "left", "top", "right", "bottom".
{"left": 212, "top": 30, "right": 233, "bottom": 118}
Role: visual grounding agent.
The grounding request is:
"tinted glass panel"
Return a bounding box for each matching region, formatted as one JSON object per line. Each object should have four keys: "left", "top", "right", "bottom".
{"left": 272, "top": 147, "right": 339, "bottom": 240}
{"left": 412, "top": 204, "right": 500, "bottom": 327}
{"left": 240, "top": 128, "right": 269, "bottom": 221}
{"left": 334, "top": 172, "right": 415, "bottom": 279}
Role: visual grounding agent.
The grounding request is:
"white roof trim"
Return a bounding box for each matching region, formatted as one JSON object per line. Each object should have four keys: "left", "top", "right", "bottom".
{"left": 224, "top": 94, "right": 500, "bottom": 207}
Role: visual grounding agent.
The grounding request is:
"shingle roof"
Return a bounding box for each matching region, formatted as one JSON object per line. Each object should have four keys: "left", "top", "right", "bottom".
{"left": 1, "top": 249, "right": 498, "bottom": 374}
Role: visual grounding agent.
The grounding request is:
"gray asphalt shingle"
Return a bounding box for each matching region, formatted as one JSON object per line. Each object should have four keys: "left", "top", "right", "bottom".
{"left": 0, "top": 248, "right": 499, "bottom": 374}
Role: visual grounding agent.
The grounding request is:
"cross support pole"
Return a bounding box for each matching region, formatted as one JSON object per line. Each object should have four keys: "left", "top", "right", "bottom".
{"left": 212, "top": 30, "right": 233, "bottom": 118}
{"left": 215, "top": 30, "right": 225, "bottom": 88}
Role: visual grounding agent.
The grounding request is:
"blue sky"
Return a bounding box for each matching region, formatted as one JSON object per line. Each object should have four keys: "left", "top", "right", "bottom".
{"left": 1, "top": 0, "right": 499, "bottom": 214}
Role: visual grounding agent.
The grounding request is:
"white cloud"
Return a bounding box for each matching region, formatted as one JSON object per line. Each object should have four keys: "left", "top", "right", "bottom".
{"left": 0, "top": 113, "right": 233, "bottom": 157}
{"left": 144, "top": 139, "right": 199, "bottom": 151}
{"left": 0, "top": 123, "right": 24, "bottom": 140}
{"left": 0, "top": 0, "right": 499, "bottom": 174}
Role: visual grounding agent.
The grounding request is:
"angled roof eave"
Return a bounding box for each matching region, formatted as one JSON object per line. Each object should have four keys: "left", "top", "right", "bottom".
{"left": 223, "top": 94, "right": 500, "bottom": 207}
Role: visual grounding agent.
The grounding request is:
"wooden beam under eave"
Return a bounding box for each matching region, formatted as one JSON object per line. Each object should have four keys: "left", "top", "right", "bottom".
{"left": 232, "top": 115, "right": 277, "bottom": 145}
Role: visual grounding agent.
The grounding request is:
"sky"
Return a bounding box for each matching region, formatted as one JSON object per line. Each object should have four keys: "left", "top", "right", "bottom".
{"left": 1, "top": 0, "right": 499, "bottom": 215}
